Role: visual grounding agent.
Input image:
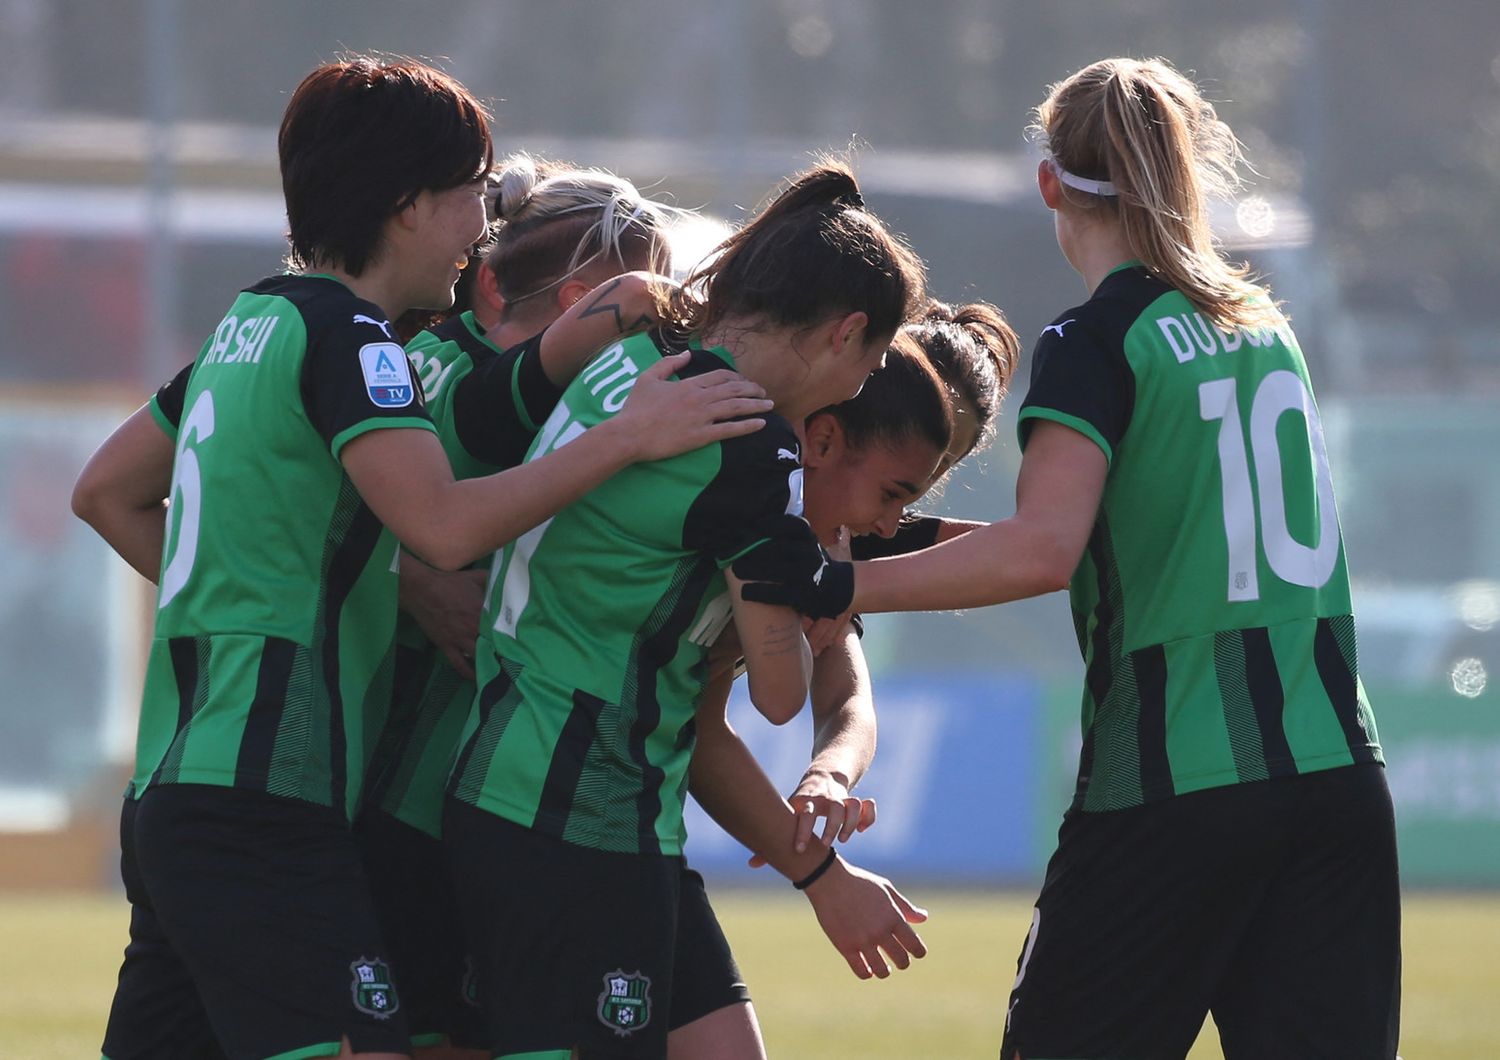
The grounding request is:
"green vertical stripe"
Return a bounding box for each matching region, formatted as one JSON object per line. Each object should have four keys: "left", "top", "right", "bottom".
{"left": 1213, "top": 631, "right": 1269, "bottom": 783}
{"left": 454, "top": 665, "right": 525, "bottom": 804}
{"left": 157, "top": 637, "right": 212, "bottom": 785}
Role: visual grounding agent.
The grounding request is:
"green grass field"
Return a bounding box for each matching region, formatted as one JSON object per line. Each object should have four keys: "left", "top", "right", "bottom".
{"left": 4, "top": 889, "right": 1496, "bottom": 1058}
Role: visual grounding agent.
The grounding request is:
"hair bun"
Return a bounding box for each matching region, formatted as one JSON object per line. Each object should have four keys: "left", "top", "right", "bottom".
{"left": 494, "top": 153, "right": 541, "bottom": 220}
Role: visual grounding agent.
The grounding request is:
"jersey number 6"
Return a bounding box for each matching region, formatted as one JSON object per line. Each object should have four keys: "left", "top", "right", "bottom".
{"left": 159, "top": 388, "right": 216, "bottom": 608}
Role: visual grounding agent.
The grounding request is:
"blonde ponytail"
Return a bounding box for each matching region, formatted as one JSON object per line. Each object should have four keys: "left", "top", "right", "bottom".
{"left": 1035, "top": 57, "right": 1280, "bottom": 331}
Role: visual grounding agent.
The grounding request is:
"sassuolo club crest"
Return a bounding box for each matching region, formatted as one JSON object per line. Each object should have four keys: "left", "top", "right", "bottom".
{"left": 597, "top": 969, "right": 652, "bottom": 1037}
{"left": 349, "top": 957, "right": 399, "bottom": 1019}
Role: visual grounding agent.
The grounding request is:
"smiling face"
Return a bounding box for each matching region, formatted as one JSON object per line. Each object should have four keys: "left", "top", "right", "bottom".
{"left": 405, "top": 175, "right": 491, "bottom": 311}
{"left": 800, "top": 412, "right": 944, "bottom": 542}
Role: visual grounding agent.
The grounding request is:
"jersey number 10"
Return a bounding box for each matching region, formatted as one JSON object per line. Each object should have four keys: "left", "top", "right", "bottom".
{"left": 1198, "top": 370, "right": 1340, "bottom": 603}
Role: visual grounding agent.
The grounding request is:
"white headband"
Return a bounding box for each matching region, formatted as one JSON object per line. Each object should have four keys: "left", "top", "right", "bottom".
{"left": 1048, "top": 157, "right": 1118, "bottom": 197}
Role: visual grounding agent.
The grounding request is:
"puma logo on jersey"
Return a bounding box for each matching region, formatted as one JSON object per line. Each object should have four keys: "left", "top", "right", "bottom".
{"left": 359, "top": 342, "right": 415, "bottom": 408}
{"left": 1041, "top": 319, "right": 1076, "bottom": 339}
{"left": 353, "top": 313, "right": 395, "bottom": 338}
{"left": 776, "top": 446, "right": 800, "bottom": 463}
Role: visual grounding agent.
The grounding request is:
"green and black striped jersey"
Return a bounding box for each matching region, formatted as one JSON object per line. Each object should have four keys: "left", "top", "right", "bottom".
{"left": 363, "top": 315, "right": 563, "bottom": 838}
{"left": 1018, "top": 263, "right": 1381, "bottom": 813}
{"left": 133, "top": 273, "right": 436, "bottom": 819}
{"left": 449, "top": 329, "right": 803, "bottom": 856}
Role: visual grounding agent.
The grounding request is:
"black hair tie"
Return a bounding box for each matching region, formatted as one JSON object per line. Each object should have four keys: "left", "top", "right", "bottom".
{"left": 839, "top": 189, "right": 866, "bottom": 210}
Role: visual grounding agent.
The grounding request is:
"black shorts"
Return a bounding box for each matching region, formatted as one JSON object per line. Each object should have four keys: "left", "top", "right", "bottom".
{"left": 669, "top": 867, "right": 752, "bottom": 1030}
{"left": 445, "top": 798, "right": 682, "bottom": 1058}
{"left": 104, "top": 784, "right": 411, "bottom": 1060}
{"left": 1001, "top": 763, "right": 1401, "bottom": 1060}
{"left": 353, "top": 807, "right": 485, "bottom": 1050}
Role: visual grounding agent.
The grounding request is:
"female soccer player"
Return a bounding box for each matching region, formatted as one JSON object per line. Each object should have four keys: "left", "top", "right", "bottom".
{"left": 743, "top": 58, "right": 1400, "bottom": 1060}
{"left": 675, "top": 303, "right": 1019, "bottom": 1058}
{"left": 358, "top": 153, "right": 681, "bottom": 1056}
{"left": 442, "top": 161, "right": 926, "bottom": 1059}
{"left": 75, "top": 57, "right": 770, "bottom": 1060}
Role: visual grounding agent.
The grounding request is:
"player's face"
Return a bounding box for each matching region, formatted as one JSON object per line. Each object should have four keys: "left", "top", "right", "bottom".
{"left": 409, "top": 176, "right": 490, "bottom": 310}
{"left": 802, "top": 431, "right": 941, "bottom": 542}
{"left": 925, "top": 401, "right": 981, "bottom": 492}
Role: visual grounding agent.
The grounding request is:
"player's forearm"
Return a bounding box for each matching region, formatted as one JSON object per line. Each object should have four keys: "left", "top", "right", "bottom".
{"left": 414, "top": 417, "right": 639, "bottom": 570}
{"left": 805, "top": 631, "right": 876, "bottom": 788}
{"left": 853, "top": 515, "right": 1072, "bottom": 614}
{"left": 730, "top": 591, "right": 812, "bottom": 725}
{"left": 691, "top": 705, "right": 842, "bottom": 883}
{"left": 79, "top": 504, "right": 166, "bottom": 583}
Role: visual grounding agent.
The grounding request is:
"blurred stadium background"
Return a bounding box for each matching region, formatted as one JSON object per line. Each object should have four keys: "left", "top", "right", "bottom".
{"left": 2, "top": 1, "right": 1498, "bottom": 1056}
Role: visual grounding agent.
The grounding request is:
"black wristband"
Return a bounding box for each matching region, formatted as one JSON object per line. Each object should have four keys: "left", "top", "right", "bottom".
{"left": 792, "top": 847, "right": 839, "bottom": 891}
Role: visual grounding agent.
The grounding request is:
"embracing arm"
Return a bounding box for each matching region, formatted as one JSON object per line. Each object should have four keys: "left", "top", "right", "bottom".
{"left": 852, "top": 421, "right": 1107, "bottom": 614}
{"left": 343, "top": 353, "right": 771, "bottom": 571}
{"left": 538, "top": 272, "right": 675, "bottom": 386}
{"left": 71, "top": 403, "right": 174, "bottom": 582}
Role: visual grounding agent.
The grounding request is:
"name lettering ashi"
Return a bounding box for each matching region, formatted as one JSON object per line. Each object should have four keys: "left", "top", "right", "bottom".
{"left": 204, "top": 314, "right": 279, "bottom": 365}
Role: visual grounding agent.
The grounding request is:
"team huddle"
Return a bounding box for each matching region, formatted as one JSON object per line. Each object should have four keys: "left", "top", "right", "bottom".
{"left": 74, "top": 51, "right": 1401, "bottom": 1060}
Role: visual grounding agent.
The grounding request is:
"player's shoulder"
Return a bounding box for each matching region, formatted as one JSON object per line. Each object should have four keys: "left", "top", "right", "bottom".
{"left": 248, "top": 274, "right": 398, "bottom": 346}
{"left": 717, "top": 411, "right": 801, "bottom": 471}
{"left": 1035, "top": 266, "right": 1172, "bottom": 356}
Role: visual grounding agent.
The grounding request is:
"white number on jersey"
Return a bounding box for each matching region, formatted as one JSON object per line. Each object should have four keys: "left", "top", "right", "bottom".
{"left": 1199, "top": 370, "right": 1340, "bottom": 603}
{"left": 158, "top": 388, "right": 216, "bottom": 608}
{"left": 488, "top": 399, "right": 587, "bottom": 637}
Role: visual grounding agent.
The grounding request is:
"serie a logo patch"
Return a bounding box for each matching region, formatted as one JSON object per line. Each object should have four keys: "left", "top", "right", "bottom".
{"left": 349, "top": 957, "right": 400, "bottom": 1019}
{"left": 597, "top": 969, "right": 652, "bottom": 1037}
{"left": 359, "top": 342, "right": 415, "bottom": 408}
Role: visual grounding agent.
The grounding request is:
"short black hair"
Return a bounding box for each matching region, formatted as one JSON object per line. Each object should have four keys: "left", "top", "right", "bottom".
{"left": 279, "top": 56, "right": 493, "bottom": 276}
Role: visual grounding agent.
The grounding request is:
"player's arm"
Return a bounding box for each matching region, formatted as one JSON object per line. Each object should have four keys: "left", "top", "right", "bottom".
{"left": 397, "top": 554, "right": 487, "bottom": 679}
{"left": 784, "top": 626, "right": 878, "bottom": 851}
{"left": 852, "top": 420, "right": 1106, "bottom": 613}
{"left": 848, "top": 514, "right": 985, "bottom": 560}
{"left": 342, "top": 352, "right": 771, "bottom": 571}
{"left": 72, "top": 362, "right": 192, "bottom": 583}
{"left": 725, "top": 569, "right": 812, "bottom": 725}
{"left": 689, "top": 682, "right": 927, "bottom": 979}
{"left": 537, "top": 271, "right": 676, "bottom": 386}
{"left": 71, "top": 402, "right": 174, "bottom": 582}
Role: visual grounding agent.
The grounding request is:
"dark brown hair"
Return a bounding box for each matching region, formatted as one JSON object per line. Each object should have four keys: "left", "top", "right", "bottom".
{"left": 279, "top": 56, "right": 493, "bottom": 276}
{"left": 906, "top": 300, "right": 1020, "bottom": 457}
{"left": 668, "top": 161, "right": 926, "bottom": 347}
{"left": 819, "top": 331, "right": 953, "bottom": 458}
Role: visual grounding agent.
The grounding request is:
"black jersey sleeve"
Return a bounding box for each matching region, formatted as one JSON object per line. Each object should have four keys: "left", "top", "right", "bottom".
{"left": 1016, "top": 313, "right": 1134, "bottom": 464}
{"left": 301, "top": 313, "right": 436, "bottom": 459}
{"left": 682, "top": 416, "right": 805, "bottom": 567}
{"left": 449, "top": 329, "right": 567, "bottom": 469}
{"left": 148, "top": 362, "right": 194, "bottom": 438}
{"left": 849, "top": 514, "right": 944, "bottom": 560}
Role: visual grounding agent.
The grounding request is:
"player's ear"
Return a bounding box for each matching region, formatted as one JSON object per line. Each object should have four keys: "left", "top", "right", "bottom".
{"left": 1038, "top": 159, "right": 1064, "bottom": 210}
{"left": 802, "top": 411, "right": 843, "bottom": 468}
{"left": 473, "top": 260, "right": 503, "bottom": 317}
{"left": 833, "top": 311, "right": 869, "bottom": 358}
{"left": 556, "top": 278, "right": 594, "bottom": 312}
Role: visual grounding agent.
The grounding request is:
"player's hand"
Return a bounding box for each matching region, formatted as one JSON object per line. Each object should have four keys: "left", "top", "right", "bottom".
{"left": 615, "top": 352, "right": 773, "bottom": 462}
{"left": 803, "top": 856, "right": 928, "bottom": 980}
{"left": 732, "top": 515, "right": 855, "bottom": 620}
{"left": 399, "top": 560, "right": 487, "bottom": 680}
{"left": 747, "top": 770, "right": 875, "bottom": 868}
